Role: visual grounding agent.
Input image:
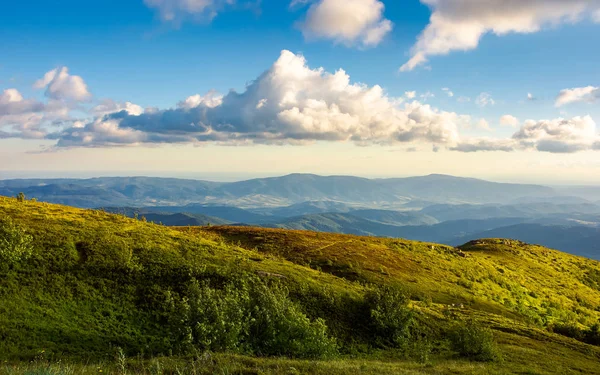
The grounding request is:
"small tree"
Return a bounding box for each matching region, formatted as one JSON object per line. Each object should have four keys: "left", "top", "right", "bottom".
{"left": 0, "top": 218, "right": 34, "bottom": 265}
{"left": 16, "top": 192, "right": 26, "bottom": 202}
{"left": 448, "top": 320, "right": 500, "bottom": 361}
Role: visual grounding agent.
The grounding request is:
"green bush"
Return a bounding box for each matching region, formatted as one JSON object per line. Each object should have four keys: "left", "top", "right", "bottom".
{"left": 448, "top": 320, "right": 500, "bottom": 362}
{"left": 365, "top": 285, "right": 415, "bottom": 349}
{"left": 187, "top": 279, "right": 250, "bottom": 352}
{"left": 550, "top": 323, "right": 584, "bottom": 341}
{"left": 247, "top": 281, "right": 338, "bottom": 359}
{"left": 0, "top": 217, "right": 34, "bottom": 266}
{"left": 162, "top": 276, "right": 338, "bottom": 359}
{"left": 584, "top": 323, "right": 600, "bottom": 345}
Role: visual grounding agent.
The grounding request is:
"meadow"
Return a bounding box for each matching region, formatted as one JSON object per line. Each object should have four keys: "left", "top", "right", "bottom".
{"left": 1, "top": 196, "right": 600, "bottom": 374}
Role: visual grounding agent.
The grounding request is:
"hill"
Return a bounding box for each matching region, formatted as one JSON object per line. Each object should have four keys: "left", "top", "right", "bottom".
{"left": 2, "top": 196, "right": 600, "bottom": 374}
{"left": 449, "top": 223, "right": 600, "bottom": 260}
{"left": 266, "top": 211, "right": 438, "bottom": 237}
{"left": 102, "top": 207, "right": 232, "bottom": 226}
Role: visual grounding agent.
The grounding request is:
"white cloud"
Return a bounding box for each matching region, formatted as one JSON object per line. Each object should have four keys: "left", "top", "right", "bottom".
{"left": 0, "top": 89, "right": 69, "bottom": 139}
{"left": 34, "top": 67, "right": 91, "bottom": 102}
{"left": 451, "top": 138, "right": 517, "bottom": 152}
{"left": 8, "top": 51, "right": 600, "bottom": 156}
{"left": 177, "top": 90, "right": 224, "bottom": 109}
{"left": 53, "top": 50, "right": 475, "bottom": 148}
{"left": 475, "top": 92, "right": 495, "bottom": 107}
{"left": 500, "top": 115, "right": 519, "bottom": 127}
{"left": 400, "top": 0, "right": 600, "bottom": 71}
{"left": 555, "top": 86, "right": 599, "bottom": 107}
{"left": 299, "top": 0, "right": 393, "bottom": 47}
{"left": 143, "top": 0, "right": 242, "bottom": 23}
{"left": 442, "top": 87, "right": 454, "bottom": 97}
{"left": 456, "top": 115, "right": 600, "bottom": 153}
{"left": 92, "top": 99, "right": 144, "bottom": 117}
{"left": 405, "top": 91, "right": 416, "bottom": 99}
{"left": 457, "top": 96, "right": 471, "bottom": 103}
{"left": 527, "top": 92, "right": 536, "bottom": 101}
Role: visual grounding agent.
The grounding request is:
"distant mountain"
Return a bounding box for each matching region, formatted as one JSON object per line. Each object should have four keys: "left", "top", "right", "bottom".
{"left": 252, "top": 200, "right": 360, "bottom": 217}
{"left": 102, "top": 207, "right": 231, "bottom": 226}
{"left": 148, "top": 204, "right": 276, "bottom": 224}
{"left": 0, "top": 173, "right": 559, "bottom": 208}
{"left": 448, "top": 224, "right": 600, "bottom": 260}
{"left": 348, "top": 209, "right": 438, "bottom": 226}
{"left": 265, "top": 213, "right": 408, "bottom": 237}
{"left": 390, "top": 217, "right": 530, "bottom": 244}
{"left": 421, "top": 202, "right": 600, "bottom": 222}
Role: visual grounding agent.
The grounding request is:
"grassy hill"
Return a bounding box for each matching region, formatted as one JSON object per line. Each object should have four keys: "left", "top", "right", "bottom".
{"left": 2, "top": 196, "right": 600, "bottom": 374}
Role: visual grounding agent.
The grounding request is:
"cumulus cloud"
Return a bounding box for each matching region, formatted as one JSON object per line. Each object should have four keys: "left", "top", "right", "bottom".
{"left": 451, "top": 138, "right": 517, "bottom": 152}
{"left": 555, "top": 86, "right": 599, "bottom": 107}
{"left": 455, "top": 116, "right": 600, "bottom": 153}
{"left": 177, "top": 90, "right": 223, "bottom": 109}
{"left": 500, "top": 114, "right": 519, "bottom": 127}
{"left": 299, "top": 0, "right": 393, "bottom": 47}
{"left": 0, "top": 88, "right": 70, "bottom": 139}
{"left": 400, "top": 0, "right": 600, "bottom": 71}
{"left": 52, "top": 50, "right": 475, "bottom": 148}
{"left": 0, "top": 89, "right": 45, "bottom": 116}
{"left": 34, "top": 67, "right": 91, "bottom": 102}
{"left": 92, "top": 99, "right": 144, "bottom": 117}
{"left": 6, "top": 51, "right": 600, "bottom": 156}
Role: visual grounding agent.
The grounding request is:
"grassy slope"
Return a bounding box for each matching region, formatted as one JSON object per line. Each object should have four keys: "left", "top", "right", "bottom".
{"left": 203, "top": 226, "right": 600, "bottom": 325}
{"left": 2, "top": 196, "right": 600, "bottom": 374}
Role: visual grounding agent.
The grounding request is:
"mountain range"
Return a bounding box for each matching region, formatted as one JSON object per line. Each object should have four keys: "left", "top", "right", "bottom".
{"left": 3, "top": 173, "right": 600, "bottom": 259}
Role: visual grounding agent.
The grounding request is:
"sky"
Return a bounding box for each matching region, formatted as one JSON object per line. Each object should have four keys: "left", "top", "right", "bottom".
{"left": 1, "top": 0, "right": 600, "bottom": 183}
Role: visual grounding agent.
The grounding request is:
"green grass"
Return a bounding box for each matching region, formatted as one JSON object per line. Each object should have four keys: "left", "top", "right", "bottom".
{"left": 2, "top": 196, "right": 600, "bottom": 374}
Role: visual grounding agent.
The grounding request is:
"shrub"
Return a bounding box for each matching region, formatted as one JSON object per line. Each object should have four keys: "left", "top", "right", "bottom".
{"left": 0, "top": 217, "right": 34, "bottom": 266}
{"left": 187, "top": 279, "right": 250, "bottom": 352}
{"left": 247, "top": 281, "right": 338, "bottom": 358}
{"left": 365, "top": 285, "right": 415, "bottom": 349}
{"left": 583, "top": 323, "right": 600, "bottom": 346}
{"left": 163, "top": 276, "right": 338, "bottom": 359}
{"left": 550, "top": 323, "right": 584, "bottom": 341}
{"left": 448, "top": 320, "right": 500, "bottom": 361}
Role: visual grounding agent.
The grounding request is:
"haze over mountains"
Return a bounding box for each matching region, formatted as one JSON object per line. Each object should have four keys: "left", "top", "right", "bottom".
{"left": 2, "top": 173, "right": 600, "bottom": 259}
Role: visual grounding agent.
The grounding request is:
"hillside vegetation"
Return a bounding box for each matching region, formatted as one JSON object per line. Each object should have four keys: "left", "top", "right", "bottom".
{"left": 2, "top": 196, "right": 600, "bottom": 374}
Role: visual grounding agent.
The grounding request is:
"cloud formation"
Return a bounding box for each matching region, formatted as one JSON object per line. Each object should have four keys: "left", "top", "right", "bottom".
{"left": 144, "top": 0, "right": 242, "bottom": 23}
{"left": 475, "top": 92, "right": 495, "bottom": 107}
{"left": 555, "top": 86, "right": 599, "bottom": 107}
{"left": 456, "top": 116, "right": 600, "bottom": 153}
{"left": 4, "top": 52, "right": 600, "bottom": 155}
{"left": 299, "top": 0, "right": 393, "bottom": 47}
{"left": 34, "top": 67, "right": 91, "bottom": 102}
{"left": 500, "top": 115, "right": 519, "bottom": 127}
{"left": 53, "top": 50, "right": 473, "bottom": 148}
{"left": 401, "top": 0, "right": 600, "bottom": 71}
{"left": 0, "top": 88, "right": 69, "bottom": 139}
{"left": 442, "top": 88, "right": 454, "bottom": 97}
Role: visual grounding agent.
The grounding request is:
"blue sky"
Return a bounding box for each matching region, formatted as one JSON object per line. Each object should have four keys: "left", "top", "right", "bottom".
{"left": 1, "top": 0, "right": 600, "bottom": 182}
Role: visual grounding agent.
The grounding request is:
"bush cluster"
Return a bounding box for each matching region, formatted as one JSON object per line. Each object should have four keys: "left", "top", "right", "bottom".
{"left": 162, "top": 276, "right": 338, "bottom": 359}
{"left": 551, "top": 322, "right": 600, "bottom": 346}
{"left": 448, "top": 320, "right": 500, "bottom": 362}
{"left": 0, "top": 217, "right": 34, "bottom": 267}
